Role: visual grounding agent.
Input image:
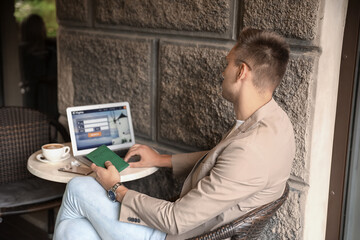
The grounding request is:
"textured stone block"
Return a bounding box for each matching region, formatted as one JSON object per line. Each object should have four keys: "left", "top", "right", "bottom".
{"left": 57, "top": 48, "right": 74, "bottom": 117}
{"left": 58, "top": 30, "right": 152, "bottom": 137}
{"left": 124, "top": 168, "right": 184, "bottom": 201}
{"left": 260, "top": 187, "right": 303, "bottom": 239}
{"left": 56, "top": 0, "right": 89, "bottom": 23}
{"left": 95, "top": 0, "right": 231, "bottom": 35}
{"left": 159, "top": 42, "right": 233, "bottom": 150}
{"left": 243, "top": 0, "right": 320, "bottom": 41}
{"left": 274, "top": 53, "right": 316, "bottom": 181}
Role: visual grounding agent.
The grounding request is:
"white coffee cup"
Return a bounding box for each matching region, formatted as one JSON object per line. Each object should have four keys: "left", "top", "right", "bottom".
{"left": 42, "top": 143, "right": 70, "bottom": 162}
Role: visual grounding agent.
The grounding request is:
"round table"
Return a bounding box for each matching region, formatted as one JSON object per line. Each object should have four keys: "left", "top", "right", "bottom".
{"left": 27, "top": 144, "right": 158, "bottom": 183}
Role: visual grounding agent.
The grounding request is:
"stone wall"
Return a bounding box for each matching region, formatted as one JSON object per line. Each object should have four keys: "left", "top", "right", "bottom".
{"left": 56, "top": 0, "right": 324, "bottom": 238}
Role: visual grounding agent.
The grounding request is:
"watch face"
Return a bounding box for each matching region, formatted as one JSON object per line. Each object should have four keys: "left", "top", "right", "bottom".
{"left": 108, "top": 190, "right": 116, "bottom": 202}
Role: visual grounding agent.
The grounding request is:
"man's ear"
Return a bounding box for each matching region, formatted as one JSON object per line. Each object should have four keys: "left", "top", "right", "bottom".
{"left": 236, "top": 64, "right": 249, "bottom": 81}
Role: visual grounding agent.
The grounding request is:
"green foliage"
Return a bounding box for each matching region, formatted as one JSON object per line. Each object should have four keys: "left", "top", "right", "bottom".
{"left": 14, "top": 0, "right": 58, "bottom": 37}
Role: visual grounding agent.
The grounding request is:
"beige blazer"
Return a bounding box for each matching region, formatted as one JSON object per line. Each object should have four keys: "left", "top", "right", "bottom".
{"left": 119, "top": 99, "right": 295, "bottom": 239}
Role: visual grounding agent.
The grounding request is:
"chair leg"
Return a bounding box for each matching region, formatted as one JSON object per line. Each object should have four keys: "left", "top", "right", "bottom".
{"left": 47, "top": 208, "right": 54, "bottom": 239}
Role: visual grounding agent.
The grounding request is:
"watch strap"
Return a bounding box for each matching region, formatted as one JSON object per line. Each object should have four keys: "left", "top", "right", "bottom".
{"left": 111, "top": 182, "right": 122, "bottom": 192}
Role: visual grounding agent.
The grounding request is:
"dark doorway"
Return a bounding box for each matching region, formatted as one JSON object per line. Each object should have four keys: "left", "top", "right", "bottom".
{"left": 15, "top": 0, "right": 59, "bottom": 119}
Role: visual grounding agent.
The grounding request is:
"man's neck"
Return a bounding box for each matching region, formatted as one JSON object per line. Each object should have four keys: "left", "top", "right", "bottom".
{"left": 234, "top": 92, "right": 272, "bottom": 121}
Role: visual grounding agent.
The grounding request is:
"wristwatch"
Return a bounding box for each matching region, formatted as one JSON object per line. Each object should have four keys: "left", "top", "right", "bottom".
{"left": 107, "top": 182, "right": 122, "bottom": 202}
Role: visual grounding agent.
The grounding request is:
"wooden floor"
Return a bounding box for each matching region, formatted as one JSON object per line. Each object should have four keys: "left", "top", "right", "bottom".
{"left": 0, "top": 215, "right": 49, "bottom": 240}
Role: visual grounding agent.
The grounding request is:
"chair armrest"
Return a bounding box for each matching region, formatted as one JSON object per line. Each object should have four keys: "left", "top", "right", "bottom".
{"left": 49, "top": 119, "right": 70, "bottom": 142}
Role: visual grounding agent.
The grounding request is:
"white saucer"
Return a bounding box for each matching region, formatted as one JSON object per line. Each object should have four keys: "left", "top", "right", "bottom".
{"left": 36, "top": 153, "right": 70, "bottom": 164}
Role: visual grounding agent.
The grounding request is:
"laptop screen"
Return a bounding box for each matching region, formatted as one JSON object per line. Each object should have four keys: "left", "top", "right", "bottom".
{"left": 66, "top": 102, "right": 135, "bottom": 156}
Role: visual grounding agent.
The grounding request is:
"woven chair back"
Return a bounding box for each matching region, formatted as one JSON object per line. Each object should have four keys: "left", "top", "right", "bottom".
{"left": 0, "top": 107, "right": 51, "bottom": 184}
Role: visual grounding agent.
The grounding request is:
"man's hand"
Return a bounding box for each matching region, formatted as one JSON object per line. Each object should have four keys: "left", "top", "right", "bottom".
{"left": 124, "top": 144, "right": 172, "bottom": 168}
{"left": 91, "top": 161, "right": 120, "bottom": 190}
{"left": 91, "top": 161, "right": 129, "bottom": 202}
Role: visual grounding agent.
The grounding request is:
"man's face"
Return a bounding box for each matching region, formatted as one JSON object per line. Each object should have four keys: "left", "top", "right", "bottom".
{"left": 221, "top": 49, "right": 239, "bottom": 102}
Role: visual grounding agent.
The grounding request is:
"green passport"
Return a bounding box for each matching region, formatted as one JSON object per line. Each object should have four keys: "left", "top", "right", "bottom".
{"left": 86, "top": 145, "right": 129, "bottom": 172}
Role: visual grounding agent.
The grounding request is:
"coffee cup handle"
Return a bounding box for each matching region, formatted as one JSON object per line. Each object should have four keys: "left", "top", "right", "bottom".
{"left": 63, "top": 146, "right": 71, "bottom": 157}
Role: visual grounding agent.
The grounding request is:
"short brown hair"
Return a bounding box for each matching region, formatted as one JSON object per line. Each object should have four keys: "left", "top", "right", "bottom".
{"left": 233, "top": 28, "right": 290, "bottom": 91}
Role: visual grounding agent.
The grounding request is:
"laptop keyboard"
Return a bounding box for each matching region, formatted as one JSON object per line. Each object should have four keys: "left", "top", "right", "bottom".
{"left": 75, "top": 149, "right": 135, "bottom": 167}
{"left": 113, "top": 149, "right": 128, "bottom": 158}
{"left": 74, "top": 155, "right": 92, "bottom": 167}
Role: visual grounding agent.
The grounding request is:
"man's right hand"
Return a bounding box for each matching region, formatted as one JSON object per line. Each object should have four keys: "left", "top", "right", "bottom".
{"left": 124, "top": 144, "right": 172, "bottom": 168}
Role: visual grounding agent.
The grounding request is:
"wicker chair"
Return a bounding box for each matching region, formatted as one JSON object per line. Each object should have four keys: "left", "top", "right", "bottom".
{"left": 188, "top": 183, "right": 289, "bottom": 240}
{"left": 0, "top": 107, "right": 70, "bottom": 237}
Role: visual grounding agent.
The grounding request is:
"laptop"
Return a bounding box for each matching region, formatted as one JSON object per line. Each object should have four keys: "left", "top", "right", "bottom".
{"left": 66, "top": 102, "right": 135, "bottom": 166}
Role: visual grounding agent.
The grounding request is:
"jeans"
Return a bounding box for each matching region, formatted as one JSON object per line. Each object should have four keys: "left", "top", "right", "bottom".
{"left": 54, "top": 176, "right": 166, "bottom": 240}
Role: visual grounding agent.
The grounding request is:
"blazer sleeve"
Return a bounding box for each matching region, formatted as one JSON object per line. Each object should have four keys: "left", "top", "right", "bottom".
{"left": 171, "top": 151, "right": 208, "bottom": 178}
{"left": 119, "top": 142, "right": 267, "bottom": 235}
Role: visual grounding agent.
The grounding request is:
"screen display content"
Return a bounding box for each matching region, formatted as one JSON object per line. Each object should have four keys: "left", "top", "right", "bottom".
{"left": 71, "top": 106, "right": 131, "bottom": 150}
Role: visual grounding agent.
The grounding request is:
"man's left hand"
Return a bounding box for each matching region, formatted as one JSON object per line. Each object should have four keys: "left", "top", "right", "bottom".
{"left": 91, "top": 161, "right": 120, "bottom": 190}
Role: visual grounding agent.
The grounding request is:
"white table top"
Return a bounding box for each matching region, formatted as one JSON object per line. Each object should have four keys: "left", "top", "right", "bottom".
{"left": 27, "top": 143, "right": 158, "bottom": 183}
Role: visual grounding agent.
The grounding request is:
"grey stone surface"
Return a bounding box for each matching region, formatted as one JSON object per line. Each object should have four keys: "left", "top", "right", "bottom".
{"left": 243, "top": 0, "right": 320, "bottom": 41}
{"left": 57, "top": 34, "right": 74, "bottom": 116}
{"left": 124, "top": 168, "right": 185, "bottom": 201}
{"left": 260, "top": 187, "right": 303, "bottom": 239}
{"left": 56, "top": 0, "right": 89, "bottom": 23}
{"left": 274, "top": 53, "right": 316, "bottom": 181}
{"left": 58, "top": 30, "right": 152, "bottom": 137}
{"left": 159, "top": 42, "right": 234, "bottom": 150}
{"left": 95, "top": 0, "right": 231, "bottom": 34}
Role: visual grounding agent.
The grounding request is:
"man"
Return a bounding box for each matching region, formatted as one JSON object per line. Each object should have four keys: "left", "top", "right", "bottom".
{"left": 54, "top": 28, "right": 295, "bottom": 240}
